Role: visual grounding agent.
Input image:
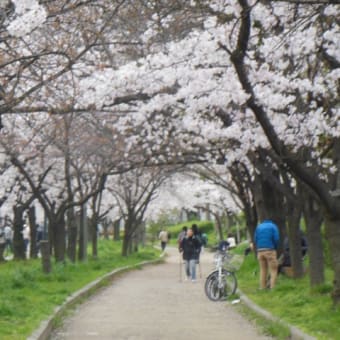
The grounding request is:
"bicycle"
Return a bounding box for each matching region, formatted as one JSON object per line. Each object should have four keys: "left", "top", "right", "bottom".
{"left": 204, "top": 250, "right": 239, "bottom": 301}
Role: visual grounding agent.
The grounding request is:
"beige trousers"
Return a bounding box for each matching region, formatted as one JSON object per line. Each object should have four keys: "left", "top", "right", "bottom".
{"left": 257, "top": 250, "right": 278, "bottom": 289}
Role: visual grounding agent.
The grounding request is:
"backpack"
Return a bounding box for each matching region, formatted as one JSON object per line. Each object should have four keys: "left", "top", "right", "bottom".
{"left": 201, "top": 233, "right": 208, "bottom": 246}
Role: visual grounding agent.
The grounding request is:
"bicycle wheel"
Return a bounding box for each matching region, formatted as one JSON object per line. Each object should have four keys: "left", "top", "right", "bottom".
{"left": 222, "top": 269, "right": 237, "bottom": 297}
{"left": 204, "top": 270, "right": 237, "bottom": 301}
{"left": 204, "top": 271, "right": 222, "bottom": 301}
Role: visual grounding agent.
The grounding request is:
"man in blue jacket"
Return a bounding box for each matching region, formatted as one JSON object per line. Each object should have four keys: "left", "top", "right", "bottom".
{"left": 254, "top": 219, "right": 280, "bottom": 289}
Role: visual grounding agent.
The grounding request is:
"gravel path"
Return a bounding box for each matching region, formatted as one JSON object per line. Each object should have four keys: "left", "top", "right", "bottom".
{"left": 51, "top": 247, "right": 271, "bottom": 340}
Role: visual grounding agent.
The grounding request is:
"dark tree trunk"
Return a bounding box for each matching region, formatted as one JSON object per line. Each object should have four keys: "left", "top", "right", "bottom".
{"left": 132, "top": 231, "right": 138, "bottom": 253}
{"left": 90, "top": 215, "right": 98, "bottom": 258}
{"left": 40, "top": 240, "right": 51, "bottom": 274}
{"left": 51, "top": 215, "right": 66, "bottom": 263}
{"left": 122, "top": 219, "right": 133, "bottom": 257}
{"left": 78, "top": 205, "right": 87, "bottom": 261}
{"left": 253, "top": 175, "right": 286, "bottom": 252}
{"left": 27, "top": 206, "right": 38, "bottom": 259}
{"left": 67, "top": 208, "right": 77, "bottom": 262}
{"left": 13, "top": 205, "right": 26, "bottom": 260}
{"left": 114, "top": 219, "right": 120, "bottom": 241}
{"left": 286, "top": 199, "right": 304, "bottom": 278}
{"left": 213, "top": 213, "right": 224, "bottom": 241}
{"left": 325, "top": 217, "right": 340, "bottom": 305}
{"left": 244, "top": 204, "right": 258, "bottom": 243}
{"left": 103, "top": 219, "right": 110, "bottom": 240}
{"left": 122, "top": 232, "right": 129, "bottom": 256}
{"left": 303, "top": 191, "right": 325, "bottom": 286}
{"left": 0, "top": 243, "right": 5, "bottom": 262}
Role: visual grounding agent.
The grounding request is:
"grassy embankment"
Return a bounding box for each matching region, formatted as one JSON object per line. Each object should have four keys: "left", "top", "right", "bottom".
{"left": 0, "top": 240, "right": 160, "bottom": 340}
{"left": 232, "top": 243, "right": 340, "bottom": 340}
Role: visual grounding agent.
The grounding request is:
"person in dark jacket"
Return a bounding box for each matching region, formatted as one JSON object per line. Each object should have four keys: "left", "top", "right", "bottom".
{"left": 179, "top": 228, "right": 201, "bottom": 282}
{"left": 254, "top": 219, "right": 280, "bottom": 289}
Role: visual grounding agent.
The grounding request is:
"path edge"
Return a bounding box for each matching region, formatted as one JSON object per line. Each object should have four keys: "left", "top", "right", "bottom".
{"left": 238, "top": 290, "right": 317, "bottom": 340}
{"left": 27, "top": 258, "right": 163, "bottom": 340}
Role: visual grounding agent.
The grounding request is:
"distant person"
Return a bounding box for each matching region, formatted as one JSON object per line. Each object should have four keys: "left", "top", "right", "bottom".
{"left": 22, "top": 224, "right": 30, "bottom": 254}
{"left": 179, "top": 228, "right": 201, "bottom": 282}
{"left": 201, "top": 233, "right": 208, "bottom": 248}
{"left": 177, "top": 226, "right": 188, "bottom": 250}
{"left": 254, "top": 219, "right": 280, "bottom": 289}
{"left": 278, "top": 231, "right": 308, "bottom": 273}
{"left": 36, "top": 223, "right": 44, "bottom": 254}
{"left": 4, "top": 224, "right": 13, "bottom": 255}
{"left": 226, "top": 233, "right": 236, "bottom": 248}
{"left": 0, "top": 227, "right": 6, "bottom": 261}
{"left": 218, "top": 238, "right": 230, "bottom": 252}
{"left": 192, "top": 223, "right": 203, "bottom": 255}
{"left": 244, "top": 242, "right": 254, "bottom": 256}
{"left": 158, "top": 228, "right": 169, "bottom": 252}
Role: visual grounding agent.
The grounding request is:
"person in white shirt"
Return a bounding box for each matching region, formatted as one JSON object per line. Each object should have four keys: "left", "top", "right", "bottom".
{"left": 158, "top": 229, "right": 169, "bottom": 252}
{"left": 4, "top": 225, "right": 13, "bottom": 254}
{"left": 22, "top": 225, "right": 30, "bottom": 253}
{"left": 226, "top": 233, "right": 236, "bottom": 249}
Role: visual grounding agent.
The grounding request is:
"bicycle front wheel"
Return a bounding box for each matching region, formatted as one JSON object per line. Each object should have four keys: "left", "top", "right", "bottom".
{"left": 205, "top": 271, "right": 221, "bottom": 301}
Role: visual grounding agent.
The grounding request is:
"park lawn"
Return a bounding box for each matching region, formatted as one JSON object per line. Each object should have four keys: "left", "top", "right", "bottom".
{"left": 0, "top": 240, "right": 160, "bottom": 340}
{"left": 236, "top": 246, "right": 339, "bottom": 340}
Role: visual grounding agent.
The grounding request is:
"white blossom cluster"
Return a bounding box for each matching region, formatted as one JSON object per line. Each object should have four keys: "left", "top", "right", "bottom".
{"left": 7, "top": 0, "right": 47, "bottom": 37}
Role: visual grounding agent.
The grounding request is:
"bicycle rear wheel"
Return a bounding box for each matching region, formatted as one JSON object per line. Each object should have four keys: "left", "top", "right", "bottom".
{"left": 222, "top": 269, "right": 237, "bottom": 297}
{"left": 204, "top": 270, "right": 237, "bottom": 301}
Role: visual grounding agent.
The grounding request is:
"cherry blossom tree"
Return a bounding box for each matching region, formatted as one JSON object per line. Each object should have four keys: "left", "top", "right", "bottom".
{"left": 107, "top": 166, "right": 180, "bottom": 256}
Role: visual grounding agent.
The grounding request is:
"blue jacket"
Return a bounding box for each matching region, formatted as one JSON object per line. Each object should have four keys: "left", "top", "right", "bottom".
{"left": 254, "top": 220, "right": 279, "bottom": 250}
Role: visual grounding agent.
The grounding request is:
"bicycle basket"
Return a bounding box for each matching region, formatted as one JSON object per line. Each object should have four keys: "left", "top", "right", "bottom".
{"left": 223, "top": 253, "right": 244, "bottom": 271}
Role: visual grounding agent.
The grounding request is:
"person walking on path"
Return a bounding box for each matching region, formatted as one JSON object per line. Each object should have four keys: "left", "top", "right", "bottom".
{"left": 254, "top": 219, "right": 280, "bottom": 289}
{"left": 0, "top": 227, "right": 5, "bottom": 262}
{"left": 179, "top": 228, "right": 201, "bottom": 282}
{"left": 158, "top": 228, "right": 169, "bottom": 252}
{"left": 177, "top": 226, "right": 187, "bottom": 249}
{"left": 4, "top": 224, "right": 13, "bottom": 256}
{"left": 22, "top": 224, "right": 30, "bottom": 255}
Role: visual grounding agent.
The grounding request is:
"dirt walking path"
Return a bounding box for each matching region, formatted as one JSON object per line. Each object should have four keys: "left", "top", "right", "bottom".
{"left": 51, "top": 246, "right": 271, "bottom": 340}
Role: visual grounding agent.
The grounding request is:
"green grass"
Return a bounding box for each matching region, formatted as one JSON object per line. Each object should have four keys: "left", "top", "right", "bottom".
{"left": 236, "top": 242, "right": 340, "bottom": 340}
{"left": 235, "top": 304, "right": 291, "bottom": 340}
{"left": 0, "top": 240, "right": 160, "bottom": 340}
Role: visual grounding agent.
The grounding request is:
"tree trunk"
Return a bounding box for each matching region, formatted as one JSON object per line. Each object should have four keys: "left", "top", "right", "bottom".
{"left": 244, "top": 203, "right": 257, "bottom": 243}
{"left": 286, "top": 200, "right": 304, "bottom": 278}
{"left": 325, "top": 217, "right": 340, "bottom": 305}
{"left": 90, "top": 215, "right": 98, "bottom": 259}
{"left": 27, "top": 206, "right": 38, "bottom": 259}
{"left": 67, "top": 207, "right": 77, "bottom": 262}
{"left": 303, "top": 192, "right": 325, "bottom": 286}
{"left": 213, "top": 213, "right": 224, "bottom": 241}
{"left": 122, "top": 230, "right": 130, "bottom": 257}
{"left": 113, "top": 219, "right": 120, "bottom": 241}
{"left": 78, "top": 205, "right": 88, "bottom": 261}
{"left": 51, "top": 216, "right": 66, "bottom": 263}
{"left": 253, "top": 175, "right": 286, "bottom": 251}
{"left": 0, "top": 243, "right": 5, "bottom": 262}
{"left": 13, "top": 205, "right": 26, "bottom": 260}
{"left": 40, "top": 240, "right": 51, "bottom": 274}
{"left": 103, "top": 219, "right": 110, "bottom": 240}
{"left": 122, "top": 221, "right": 132, "bottom": 256}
